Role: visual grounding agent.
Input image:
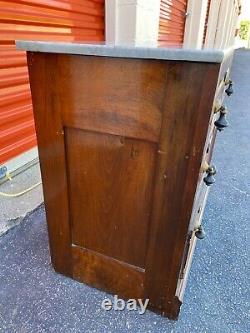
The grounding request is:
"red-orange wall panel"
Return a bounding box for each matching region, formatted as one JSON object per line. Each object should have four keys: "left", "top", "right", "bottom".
{"left": 0, "top": 0, "right": 105, "bottom": 163}
{"left": 158, "top": 0, "right": 188, "bottom": 46}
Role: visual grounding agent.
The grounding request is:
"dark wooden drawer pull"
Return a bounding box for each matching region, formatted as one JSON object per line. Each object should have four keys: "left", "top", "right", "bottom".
{"left": 225, "top": 80, "right": 234, "bottom": 96}
{"left": 203, "top": 165, "right": 216, "bottom": 186}
{"left": 214, "top": 106, "right": 229, "bottom": 131}
{"left": 195, "top": 225, "right": 206, "bottom": 239}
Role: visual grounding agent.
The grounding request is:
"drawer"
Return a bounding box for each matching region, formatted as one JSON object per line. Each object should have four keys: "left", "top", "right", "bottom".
{"left": 190, "top": 126, "right": 216, "bottom": 231}
{"left": 209, "top": 52, "right": 234, "bottom": 142}
{"left": 176, "top": 182, "right": 210, "bottom": 301}
{"left": 196, "top": 124, "right": 217, "bottom": 191}
{"left": 175, "top": 232, "right": 197, "bottom": 301}
{"left": 203, "top": 125, "right": 217, "bottom": 166}
{"left": 189, "top": 180, "right": 210, "bottom": 231}
{"left": 206, "top": 81, "right": 228, "bottom": 156}
{"left": 175, "top": 52, "right": 234, "bottom": 307}
{"left": 175, "top": 120, "right": 218, "bottom": 300}
{"left": 217, "top": 50, "right": 234, "bottom": 90}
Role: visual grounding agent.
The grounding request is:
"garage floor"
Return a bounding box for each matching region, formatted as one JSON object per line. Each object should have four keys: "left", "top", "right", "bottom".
{"left": 0, "top": 49, "right": 249, "bottom": 333}
{"left": 0, "top": 162, "right": 43, "bottom": 236}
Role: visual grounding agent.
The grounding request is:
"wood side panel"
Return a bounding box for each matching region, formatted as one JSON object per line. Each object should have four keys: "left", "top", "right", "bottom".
{"left": 27, "top": 52, "right": 72, "bottom": 276}
{"left": 57, "top": 55, "right": 167, "bottom": 143}
{"left": 72, "top": 246, "right": 145, "bottom": 300}
{"left": 145, "top": 61, "right": 221, "bottom": 317}
{"left": 26, "top": 50, "right": 226, "bottom": 319}
{"left": 65, "top": 128, "right": 156, "bottom": 269}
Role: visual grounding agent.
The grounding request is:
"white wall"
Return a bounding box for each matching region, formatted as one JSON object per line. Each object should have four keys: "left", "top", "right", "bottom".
{"left": 106, "top": 0, "right": 241, "bottom": 49}
{"left": 204, "top": 0, "right": 241, "bottom": 49}
{"left": 240, "top": 0, "right": 250, "bottom": 20}
{"left": 183, "top": 0, "right": 209, "bottom": 49}
{"left": 105, "top": 0, "right": 161, "bottom": 46}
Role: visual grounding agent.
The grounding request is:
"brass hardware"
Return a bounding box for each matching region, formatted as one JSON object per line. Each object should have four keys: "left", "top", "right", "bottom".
{"left": 201, "top": 161, "right": 209, "bottom": 173}
{"left": 225, "top": 76, "right": 233, "bottom": 85}
{"left": 203, "top": 165, "right": 216, "bottom": 186}
{"left": 214, "top": 100, "right": 222, "bottom": 114}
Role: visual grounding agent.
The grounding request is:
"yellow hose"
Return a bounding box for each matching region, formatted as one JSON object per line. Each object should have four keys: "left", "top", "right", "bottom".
{"left": 0, "top": 181, "right": 42, "bottom": 198}
{"left": 0, "top": 171, "right": 42, "bottom": 198}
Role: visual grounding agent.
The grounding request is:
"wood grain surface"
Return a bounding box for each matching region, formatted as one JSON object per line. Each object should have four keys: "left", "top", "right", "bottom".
{"left": 27, "top": 51, "right": 229, "bottom": 319}
{"left": 65, "top": 128, "right": 156, "bottom": 268}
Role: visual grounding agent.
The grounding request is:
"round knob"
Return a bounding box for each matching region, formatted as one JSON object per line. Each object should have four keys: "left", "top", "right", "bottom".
{"left": 225, "top": 80, "right": 233, "bottom": 96}
{"left": 203, "top": 165, "right": 216, "bottom": 186}
{"left": 195, "top": 226, "right": 205, "bottom": 239}
{"left": 214, "top": 106, "right": 229, "bottom": 131}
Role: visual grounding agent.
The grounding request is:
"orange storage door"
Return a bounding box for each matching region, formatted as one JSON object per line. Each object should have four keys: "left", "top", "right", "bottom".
{"left": 0, "top": 0, "right": 105, "bottom": 164}
{"left": 158, "top": 0, "right": 187, "bottom": 46}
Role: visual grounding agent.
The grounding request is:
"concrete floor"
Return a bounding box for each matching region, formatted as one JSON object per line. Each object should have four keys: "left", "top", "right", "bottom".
{"left": 0, "top": 163, "right": 43, "bottom": 236}
{"left": 0, "top": 49, "right": 249, "bottom": 333}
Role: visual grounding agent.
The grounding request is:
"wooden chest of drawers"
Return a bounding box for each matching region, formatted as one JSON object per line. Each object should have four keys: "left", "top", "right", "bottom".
{"left": 17, "top": 41, "right": 234, "bottom": 319}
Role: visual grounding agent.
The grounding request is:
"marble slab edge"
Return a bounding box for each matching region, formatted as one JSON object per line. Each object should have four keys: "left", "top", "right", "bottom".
{"left": 16, "top": 40, "right": 235, "bottom": 64}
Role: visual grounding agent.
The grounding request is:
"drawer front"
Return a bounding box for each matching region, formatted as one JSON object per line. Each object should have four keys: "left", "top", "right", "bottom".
{"left": 217, "top": 50, "right": 234, "bottom": 90}
{"left": 176, "top": 181, "right": 210, "bottom": 301}
{"left": 189, "top": 180, "right": 210, "bottom": 231}
{"left": 193, "top": 123, "right": 216, "bottom": 210}
{"left": 186, "top": 57, "right": 230, "bottom": 234}
{"left": 175, "top": 232, "right": 197, "bottom": 301}
{"left": 206, "top": 49, "right": 234, "bottom": 153}
{"left": 196, "top": 51, "right": 234, "bottom": 199}
{"left": 176, "top": 52, "right": 235, "bottom": 301}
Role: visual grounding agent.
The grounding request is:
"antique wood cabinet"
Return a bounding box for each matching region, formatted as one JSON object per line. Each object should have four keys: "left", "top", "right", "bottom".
{"left": 17, "top": 41, "right": 234, "bottom": 319}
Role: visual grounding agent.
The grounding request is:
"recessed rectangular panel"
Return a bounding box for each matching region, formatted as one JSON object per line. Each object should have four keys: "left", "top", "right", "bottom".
{"left": 65, "top": 128, "right": 156, "bottom": 269}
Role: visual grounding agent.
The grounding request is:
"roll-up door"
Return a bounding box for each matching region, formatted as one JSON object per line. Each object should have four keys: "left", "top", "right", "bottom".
{"left": 158, "top": 0, "right": 188, "bottom": 46}
{"left": 0, "top": 0, "right": 105, "bottom": 163}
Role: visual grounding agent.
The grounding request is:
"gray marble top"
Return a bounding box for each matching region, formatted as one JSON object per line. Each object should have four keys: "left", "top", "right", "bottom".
{"left": 16, "top": 41, "right": 234, "bottom": 63}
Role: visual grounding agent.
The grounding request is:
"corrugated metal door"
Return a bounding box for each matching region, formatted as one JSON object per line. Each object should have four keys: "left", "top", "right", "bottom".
{"left": 0, "top": 0, "right": 105, "bottom": 164}
{"left": 158, "top": 0, "right": 187, "bottom": 46}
